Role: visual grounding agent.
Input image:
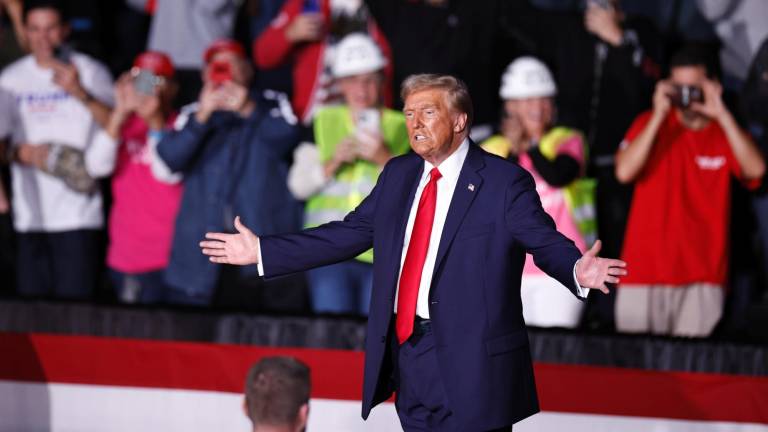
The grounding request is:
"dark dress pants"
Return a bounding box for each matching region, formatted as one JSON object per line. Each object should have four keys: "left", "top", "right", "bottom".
{"left": 392, "top": 318, "right": 513, "bottom": 432}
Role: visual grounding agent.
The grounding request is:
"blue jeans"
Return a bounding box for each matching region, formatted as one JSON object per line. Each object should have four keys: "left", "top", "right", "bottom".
{"left": 307, "top": 260, "right": 372, "bottom": 316}
{"left": 109, "top": 268, "right": 171, "bottom": 304}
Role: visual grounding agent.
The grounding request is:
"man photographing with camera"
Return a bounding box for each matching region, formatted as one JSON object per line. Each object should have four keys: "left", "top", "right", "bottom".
{"left": 614, "top": 46, "right": 765, "bottom": 337}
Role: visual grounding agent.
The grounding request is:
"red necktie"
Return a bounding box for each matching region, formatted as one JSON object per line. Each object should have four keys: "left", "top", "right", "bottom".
{"left": 396, "top": 167, "right": 442, "bottom": 344}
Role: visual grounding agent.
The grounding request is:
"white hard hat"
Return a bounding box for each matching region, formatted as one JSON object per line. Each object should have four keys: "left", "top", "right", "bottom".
{"left": 332, "top": 33, "right": 387, "bottom": 78}
{"left": 499, "top": 56, "right": 557, "bottom": 100}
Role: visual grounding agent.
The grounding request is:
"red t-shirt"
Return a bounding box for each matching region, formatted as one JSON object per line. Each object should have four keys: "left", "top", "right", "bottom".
{"left": 619, "top": 110, "right": 756, "bottom": 287}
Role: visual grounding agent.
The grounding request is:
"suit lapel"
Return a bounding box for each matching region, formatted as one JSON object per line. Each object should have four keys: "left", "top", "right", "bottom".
{"left": 432, "top": 143, "right": 485, "bottom": 278}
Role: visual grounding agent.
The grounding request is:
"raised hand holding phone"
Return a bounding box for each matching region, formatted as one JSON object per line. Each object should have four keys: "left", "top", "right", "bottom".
{"left": 354, "top": 109, "right": 390, "bottom": 165}
{"left": 285, "top": 5, "right": 324, "bottom": 43}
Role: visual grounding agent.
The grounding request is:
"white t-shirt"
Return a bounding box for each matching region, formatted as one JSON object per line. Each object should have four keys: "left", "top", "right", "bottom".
{"left": 0, "top": 53, "right": 116, "bottom": 232}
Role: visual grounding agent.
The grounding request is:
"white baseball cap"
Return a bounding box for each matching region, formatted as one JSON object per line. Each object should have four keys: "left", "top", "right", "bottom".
{"left": 332, "top": 33, "right": 387, "bottom": 78}
{"left": 499, "top": 56, "right": 557, "bottom": 100}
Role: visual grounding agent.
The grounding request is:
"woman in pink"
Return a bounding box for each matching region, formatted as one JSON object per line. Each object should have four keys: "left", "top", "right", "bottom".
{"left": 482, "top": 57, "right": 595, "bottom": 328}
{"left": 104, "top": 52, "right": 183, "bottom": 304}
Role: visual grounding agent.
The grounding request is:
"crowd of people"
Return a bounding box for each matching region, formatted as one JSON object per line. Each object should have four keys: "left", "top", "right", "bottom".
{"left": 0, "top": 0, "right": 767, "bottom": 339}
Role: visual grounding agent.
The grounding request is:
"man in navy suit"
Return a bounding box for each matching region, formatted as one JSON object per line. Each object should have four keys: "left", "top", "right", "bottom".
{"left": 201, "top": 74, "right": 627, "bottom": 431}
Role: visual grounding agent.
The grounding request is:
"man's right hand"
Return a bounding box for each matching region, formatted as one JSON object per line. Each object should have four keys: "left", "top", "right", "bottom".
{"left": 113, "top": 73, "right": 137, "bottom": 117}
{"left": 16, "top": 143, "right": 50, "bottom": 170}
{"left": 652, "top": 80, "right": 673, "bottom": 119}
{"left": 584, "top": 1, "right": 623, "bottom": 47}
{"left": 200, "top": 216, "right": 261, "bottom": 265}
{"left": 285, "top": 13, "right": 324, "bottom": 43}
{"left": 324, "top": 137, "right": 357, "bottom": 178}
{"left": 501, "top": 114, "right": 529, "bottom": 156}
{"left": 195, "top": 82, "right": 221, "bottom": 124}
{"left": 196, "top": 81, "right": 251, "bottom": 123}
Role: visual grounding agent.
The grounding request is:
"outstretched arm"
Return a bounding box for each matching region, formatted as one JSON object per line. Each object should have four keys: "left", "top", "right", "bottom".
{"left": 505, "top": 171, "right": 626, "bottom": 295}
{"left": 200, "top": 161, "right": 390, "bottom": 277}
{"left": 200, "top": 216, "right": 261, "bottom": 265}
{"left": 575, "top": 240, "right": 627, "bottom": 294}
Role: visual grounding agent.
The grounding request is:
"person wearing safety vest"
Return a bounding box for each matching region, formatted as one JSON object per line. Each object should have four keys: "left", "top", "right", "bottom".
{"left": 287, "top": 33, "right": 409, "bottom": 315}
{"left": 481, "top": 56, "right": 596, "bottom": 328}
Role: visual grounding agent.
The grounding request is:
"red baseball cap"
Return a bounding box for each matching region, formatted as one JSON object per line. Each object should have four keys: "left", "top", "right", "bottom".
{"left": 133, "top": 51, "right": 175, "bottom": 78}
{"left": 203, "top": 39, "right": 246, "bottom": 64}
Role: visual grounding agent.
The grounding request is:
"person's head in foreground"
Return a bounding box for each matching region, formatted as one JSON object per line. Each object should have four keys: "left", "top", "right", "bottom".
{"left": 401, "top": 74, "right": 472, "bottom": 166}
{"left": 244, "top": 356, "right": 311, "bottom": 432}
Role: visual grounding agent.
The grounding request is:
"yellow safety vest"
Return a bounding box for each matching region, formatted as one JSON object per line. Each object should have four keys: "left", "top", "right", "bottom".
{"left": 307, "top": 105, "right": 410, "bottom": 263}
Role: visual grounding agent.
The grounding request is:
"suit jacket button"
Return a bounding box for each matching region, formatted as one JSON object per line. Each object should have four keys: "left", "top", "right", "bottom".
{"left": 380, "top": 336, "right": 386, "bottom": 343}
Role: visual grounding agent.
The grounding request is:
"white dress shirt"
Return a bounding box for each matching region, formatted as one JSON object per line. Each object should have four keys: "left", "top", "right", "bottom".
{"left": 393, "top": 139, "right": 470, "bottom": 318}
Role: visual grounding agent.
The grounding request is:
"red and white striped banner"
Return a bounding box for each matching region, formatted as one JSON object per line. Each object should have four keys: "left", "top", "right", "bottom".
{"left": 1, "top": 333, "right": 766, "bottom": 431}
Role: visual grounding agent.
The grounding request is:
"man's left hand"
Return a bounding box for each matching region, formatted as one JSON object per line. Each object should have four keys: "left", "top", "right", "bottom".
{"left": 690, "top": 80, "right": 727, "bottom": 121}
{"left": 584, "top": 2, "right": 623, "bottom": 47}
{"left": 356, "top": 131, "right": 390, "bottom": 166}
{"left": 217, "top": 81, "right": 250, "bottom": 113}
{"left": 575, "top": 240, "right": 627, "bottom": 294}
{"left": 51, "top": 61, "right": 89, "bottom": 102}
{"left": 200, "top": 216, "right": 261, "bottom": 265}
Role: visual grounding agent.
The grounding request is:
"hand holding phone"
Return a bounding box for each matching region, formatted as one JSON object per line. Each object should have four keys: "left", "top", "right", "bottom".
{"left": 133, "top": 69, "right": 162, "bottom": 95}
{"left": 584, "top": 0, "right": 622, "bottom": 46}
{"left": 355, "top": 109, "right": 380, "bottom": 135}
{"left": 51, "top": 60, "right": 88, "bottom": 101}
{"left": 113, "top": 72, "right": 138, "bottom": 116}
{"left": 52, "top": 44, "right": 72, "bottom": 64}
{"left": 285, "top": 12, "right": 324, "bottom": 43}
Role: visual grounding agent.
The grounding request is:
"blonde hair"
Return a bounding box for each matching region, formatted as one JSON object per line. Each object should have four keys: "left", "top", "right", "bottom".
{"left": 400, "top": 74, "right": 474, "bottom": 128}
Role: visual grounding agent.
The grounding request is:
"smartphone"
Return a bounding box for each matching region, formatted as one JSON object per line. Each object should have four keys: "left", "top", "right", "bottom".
{"left": 354, "top": 109, "right": 380, "bottom": 150}
{"left": 209, "top": 60, "right": 232, "bottom": 85}
{"left": 133, "top": 69, "right": 160, "bottom": 95}
{"left": 356, "top": 109, "right": 380, "bottom": 134}
{"left": 303, "top": 0, "right": 320, "bottom": 13}
{"left": 52, "top": 44, "right": 73, "bottom": 63}
{"left": 669, "top": 85, "right": 704, "bottom": 109}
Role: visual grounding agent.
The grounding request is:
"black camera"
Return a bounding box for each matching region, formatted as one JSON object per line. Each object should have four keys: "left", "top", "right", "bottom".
{"left": 669, "top": 85, "right": 704, "bottom": 109}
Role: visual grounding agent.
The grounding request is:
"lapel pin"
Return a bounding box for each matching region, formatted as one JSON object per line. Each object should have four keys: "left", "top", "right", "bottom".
{"left": 468, "top": 183, "right": 475, "bottom": 192}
